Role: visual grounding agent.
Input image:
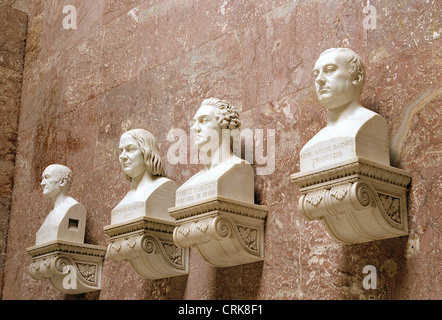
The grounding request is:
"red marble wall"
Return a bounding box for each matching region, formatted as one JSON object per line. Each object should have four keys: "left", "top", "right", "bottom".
{"left": 0, "top": 3, "right": 27, "bottom": 298}
{"left": 2, "top": 0, "right": 440, "bottom": 299}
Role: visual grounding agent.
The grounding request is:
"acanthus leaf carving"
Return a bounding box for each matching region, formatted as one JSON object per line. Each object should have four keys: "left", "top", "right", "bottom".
{"left": 330, "top": 183, "right": 351, "bottom": 200}
{"left": 163, "top": 243, "right": 183, "bottom": 266}
{"left": 305, "top": 189, "right": 326, "bottom": 206}
{"left": 76, "top": 263, "right": 97, "bottom": 283}
{"left": 104, "top": 217, "right": 189, "bottom": 279}
{"left": 379, "top": 193, "right": 401, "bottom": 223}
{"left": 27, "top": 242, "right": 106, "bottom": 294}
{"left": 171, "top": 200, "right": 267, "bottom": 268}
{"left": 237, "top": 226, "right": 258, "bottom": 251}
{"left": 292, "top": 160, "right": 409, "bottom": 244}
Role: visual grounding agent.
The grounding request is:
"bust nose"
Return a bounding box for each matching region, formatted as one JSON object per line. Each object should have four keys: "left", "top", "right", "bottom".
{"left": 191, "top": 121, "right": 200, "bottom": 133}
{"left": 119, "top": 150, "right": 128, "bottom": 161}
{"left": 315, "top": 75, "right": 325, "bottom": 86}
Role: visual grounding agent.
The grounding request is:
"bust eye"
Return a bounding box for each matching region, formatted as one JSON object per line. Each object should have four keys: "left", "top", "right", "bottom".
{"left": 325, "top": 66, "right": 336, "bottom": 73}
{"left": 312, "top": 70, "right": 319, "bottom": 78}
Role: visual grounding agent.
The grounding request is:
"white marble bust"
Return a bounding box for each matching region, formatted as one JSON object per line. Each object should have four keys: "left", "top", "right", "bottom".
{"left": 300, "top": 48, "right": 390, "bottom": 172}
{"left": 111, "top": 129, "right": 177, "bottom": 225}
{"left": 36, "top": 164, "right": 86, "bottom": 245}
{"left": 175, "top": 98, "right": 254, "bottom": 206}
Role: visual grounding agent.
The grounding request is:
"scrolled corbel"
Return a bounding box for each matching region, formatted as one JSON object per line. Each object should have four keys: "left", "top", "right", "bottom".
{"left": 27, "top": 244, "right": 106, "bottom": 294}
{"left": 295, "top": 172, "right": 410, "bottom": 244}
{"left": 104, "top": 226, "right": 188, "bottom": 279}
{"left": 170, "top": 198, "right": 267, "bottom": 268}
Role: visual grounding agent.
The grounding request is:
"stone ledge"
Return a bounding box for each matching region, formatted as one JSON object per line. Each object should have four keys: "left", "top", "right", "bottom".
{"left": 103, "top": 216, "right": 176, "bottom": 238}
{"left": 291, "top": 157, "right": 412, "bottom": 189}
{"left": 27, "top": 240, "right": 107, "bottom": 258}
{"left": 169, "top": 196, "right": 269, "bottom": 222}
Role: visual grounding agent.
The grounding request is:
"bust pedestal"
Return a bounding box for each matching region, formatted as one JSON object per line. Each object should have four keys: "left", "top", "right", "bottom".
{"left": 169, "top": 161, "right": 268, "bottom": 268}
{"left": 103, "top": 178, "right": 189, "bottom": 279}
{"left": 35, "top": 197, "right": 87, "bottom": 245}
{"left": 299, "top": 112, "right": 390, "bottom": 171}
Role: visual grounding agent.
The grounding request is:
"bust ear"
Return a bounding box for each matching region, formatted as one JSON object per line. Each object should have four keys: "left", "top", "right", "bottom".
{"left": 352, "top": 71, "right": 364, "bottom": 86}
{"left": 59, "top": 176, "right": 69, "bottom": 188}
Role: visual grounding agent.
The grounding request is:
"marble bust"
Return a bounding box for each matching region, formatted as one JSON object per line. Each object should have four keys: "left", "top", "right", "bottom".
{"left": 300, "top": 48, "right": 390, "bottom": 172}
{"left": 111, "top": 129, "right": 177, "bottom": 225}
{"left": 175, "top": 98, "right": 254, "bottom": 206}
{"left": 35, "top": 164, "right": 86, "bottom": 245}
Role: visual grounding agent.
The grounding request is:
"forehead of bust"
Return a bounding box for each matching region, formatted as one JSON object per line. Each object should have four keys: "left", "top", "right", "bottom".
{"left": 42, "top": 165, "right": 69, "bottom": 179}
{"left": 314, "top": 49, "right": 351, "bottom": 71}
{"left": 119, "top": 132, "right": 139, "bottom": 146}
{"left": 194, "top": 103, "right": 217, "bottom": 120}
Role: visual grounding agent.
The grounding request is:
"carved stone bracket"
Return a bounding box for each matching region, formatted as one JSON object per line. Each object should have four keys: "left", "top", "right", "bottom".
{"left": 27, "top": 241, "right": 106, "bottom": 294}
{"left": 169, "top": 196, "right": 268, "bottom": 268}
{"left": 103, "top": 217, "right": 189, "bottom": 279}
{"left": 291, "top": 158, "right": 411, "bottom": 244}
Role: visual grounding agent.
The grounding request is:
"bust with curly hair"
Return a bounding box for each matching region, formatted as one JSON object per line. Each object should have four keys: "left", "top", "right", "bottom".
{"left": 175, "top": 98, "right": 254, "bottom": 207}
{"left": 191, "top": 98, "right": 243, "bottom": 169}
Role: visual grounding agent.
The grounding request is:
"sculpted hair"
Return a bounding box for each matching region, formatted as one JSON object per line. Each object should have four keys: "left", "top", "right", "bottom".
{"left": 122, "top": 129, "right": 166, "bottom": 179}
{"left": 320, "top": 48, "right": 366, "bottom": 91}
{"left": 45, "top": 164, "right": 74, "bottom": 191}
{"left": 201, "top": 98, "right": 241, "bottom": 130}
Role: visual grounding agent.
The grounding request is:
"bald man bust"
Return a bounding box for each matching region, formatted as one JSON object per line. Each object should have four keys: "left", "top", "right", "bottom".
{"left": 35, "top": 164, "right": 86, "bottom": 245}
{"left": 300, "top": 48, "right": 390, "bottom": 172}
